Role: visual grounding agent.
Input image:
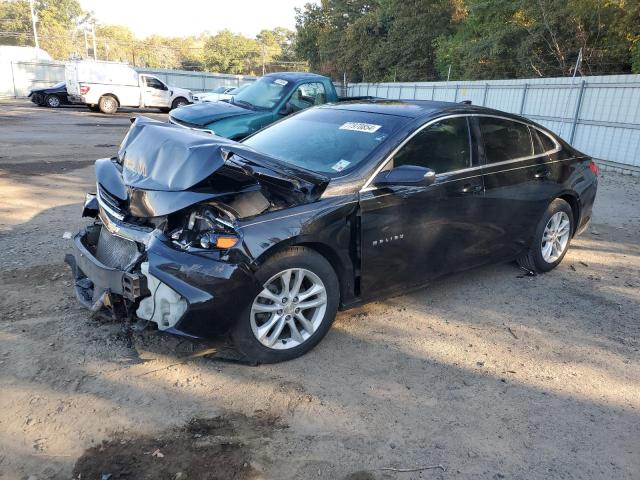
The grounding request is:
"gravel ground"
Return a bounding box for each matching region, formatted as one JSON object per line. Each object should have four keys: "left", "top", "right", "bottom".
{"left": 0, "top": 100, "right": 639, "bottom": 480}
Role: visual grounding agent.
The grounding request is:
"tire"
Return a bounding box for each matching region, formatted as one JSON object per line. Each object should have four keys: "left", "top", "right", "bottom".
{"left": 231, "top": 246, "right": 339, "bottom": 364}
{"left": 45, "top": 94, "right": 60, "bottom": 108}
{"left": 171, "top": 97, "right": 188, "bottom": 110}
{"left": 159, "top": 107, "right": 171, "bottom": 113}
{"left": 98, "top": 95, "right": 118, "bottom": 114}
{"left": 517, "top": 198, "right": 574, "bottom": 273}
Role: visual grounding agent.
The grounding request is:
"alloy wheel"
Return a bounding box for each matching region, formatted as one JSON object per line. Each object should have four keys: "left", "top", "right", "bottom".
{"left": 47, "top": 96, "right": 60, "bottom": 108}
{"left": 541, "top": 211, "right": 570, "bottom": 263}
{"left": 250, "top": 268, "right": 327, "bottom": 350}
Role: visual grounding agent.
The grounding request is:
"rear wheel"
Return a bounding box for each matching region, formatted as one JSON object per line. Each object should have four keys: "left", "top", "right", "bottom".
{"left": 231, "top": 247, "right": 339, "bottom": 363}
{"left": 45, "top": 94, "right": 60, "bottom": 108}
{"left": 517, "top": 198, "right": 574, "bottom": 273}
{"left": 98, "top": 95, "right": 118, "bottom": 114}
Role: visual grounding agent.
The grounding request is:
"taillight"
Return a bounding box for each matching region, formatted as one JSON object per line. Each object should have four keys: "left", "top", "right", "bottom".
{"left": 79, "top": 85, "right": 90, "bottom": 95}
{"left": 588, "top": 159, "right": 599, "bottom": 176}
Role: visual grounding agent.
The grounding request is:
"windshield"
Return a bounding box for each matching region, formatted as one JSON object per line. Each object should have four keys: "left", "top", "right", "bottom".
{"left": 233, "top": 76, "right": 292, "bottom": 110}
{"left": 242, "top": 108, "right": 405, "bottom": 176}
{"left": 212, "top": 86, "right": 227, "bottom": 93}
{"left": 230, "top": 83, "right": 250, "bottom": 95}
{"left": 52, "top": 82, "right": 65, "bottom": 88}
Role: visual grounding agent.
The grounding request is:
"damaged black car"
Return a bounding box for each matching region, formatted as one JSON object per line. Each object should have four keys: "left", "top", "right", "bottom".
{"left": 66, "top": 100, "right": 598, "bottom": 363}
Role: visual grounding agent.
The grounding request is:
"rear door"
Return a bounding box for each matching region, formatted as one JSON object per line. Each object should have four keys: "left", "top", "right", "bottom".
{"left": 476, "top": 116, "right": 557, "bottom": 261}
{"left": 359, "top": 115, "right": 488, "bottom": 298}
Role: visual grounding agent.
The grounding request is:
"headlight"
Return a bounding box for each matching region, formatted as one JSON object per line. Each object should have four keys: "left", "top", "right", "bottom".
{"left": 170, "top": 206, "right": 239, "bottom": 250}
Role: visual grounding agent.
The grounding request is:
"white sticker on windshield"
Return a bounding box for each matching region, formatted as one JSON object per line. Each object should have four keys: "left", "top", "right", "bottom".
{"left": 331, "top": 159, "right": 351, "bottom": 172}
{"left": 339, "top": 122, "right": 382, "bottom": 133}
{"left": 274, "top": 79, "right": 288, "bottom": 86}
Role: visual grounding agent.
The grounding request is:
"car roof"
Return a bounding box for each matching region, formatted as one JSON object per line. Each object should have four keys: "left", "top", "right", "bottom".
{"left": 320, "top": 99, "right": 530, "bottom": 122}
{"left": 263, "top": 72, "right": 328, "bottom": 81}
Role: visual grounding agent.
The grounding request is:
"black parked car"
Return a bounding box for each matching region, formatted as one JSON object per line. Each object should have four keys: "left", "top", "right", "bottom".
{"left": 29, "top": 82, "right": 71, "bottom": 108}
{"left": 66, "top": 100, "right": 598, "bottom": 363}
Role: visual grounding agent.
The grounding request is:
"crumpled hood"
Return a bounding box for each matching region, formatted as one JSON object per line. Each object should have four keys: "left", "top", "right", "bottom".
{"left": 98, "top": 116, "right": 329, "bottom": 217}
{"left": 118, "top": 118, "right": 237, "bottom": 191}
{"left": 169, "top": 100, "right": 253, "bottom": 127}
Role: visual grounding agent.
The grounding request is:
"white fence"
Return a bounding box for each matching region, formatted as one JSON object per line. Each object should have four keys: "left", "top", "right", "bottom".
{"left": 0, "top": 60, "right": 256, "bottom": 98}
{"left": 2, "top": 60, "right": 638, "bottom": 172}
{"left": 348, "top": 75, "right": 640, "bottom": 173}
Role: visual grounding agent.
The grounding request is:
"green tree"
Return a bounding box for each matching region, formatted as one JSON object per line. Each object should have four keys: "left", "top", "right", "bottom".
{"left": 435, "top": 0, "right": 635, "bottom": 80}
{"left": 203, "top": 30, "right": 261, "bottom": 74}
{"left": 0, "top": 0, "right": 85, "bottom": 59}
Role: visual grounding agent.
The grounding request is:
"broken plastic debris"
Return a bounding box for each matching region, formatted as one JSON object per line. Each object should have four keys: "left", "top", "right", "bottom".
{"left": 151, "top": 449, "right": 165, "bottom": 458}
{"left": 62, "top": 231, "right": 72, "bottom": 239}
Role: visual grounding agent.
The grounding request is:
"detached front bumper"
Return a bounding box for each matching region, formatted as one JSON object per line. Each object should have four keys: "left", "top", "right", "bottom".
{"left": 65, "top": 212, "right": 260, "bottom": 339}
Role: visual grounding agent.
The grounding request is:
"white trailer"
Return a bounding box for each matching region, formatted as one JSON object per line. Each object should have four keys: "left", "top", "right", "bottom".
{"left": 65, "top": 60, "right": 193, "bottom": 114}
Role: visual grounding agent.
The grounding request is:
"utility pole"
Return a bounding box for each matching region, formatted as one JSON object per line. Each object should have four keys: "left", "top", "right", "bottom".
{"left": 261, "top": 43, "right": 266, "bottom": 76}
{"left": 84, "top": 29, "right": 88, "bottom": 58}
{"left": 447, "top": 64, "right": 452, "bottom": 82}
{"left": 572, "top": 48, "right": 583, "bottom": 78}
{"left": 91, "top": 23, "right": 97, "bottom": 61}
{"left": 28, "top": 0, "right": 39, "bottom": 57}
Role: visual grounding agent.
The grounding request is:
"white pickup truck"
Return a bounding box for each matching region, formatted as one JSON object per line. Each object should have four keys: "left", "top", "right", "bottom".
{"left": 65, "top": 60, "right": 193, "bottom": 114}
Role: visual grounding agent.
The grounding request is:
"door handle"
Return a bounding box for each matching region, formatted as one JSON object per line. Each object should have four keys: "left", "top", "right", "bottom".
{"left": 534, "top": 167, "right": 551, "bottom": 179}
{"left": 461, "top": 183, "right": 483, "bottom": 194}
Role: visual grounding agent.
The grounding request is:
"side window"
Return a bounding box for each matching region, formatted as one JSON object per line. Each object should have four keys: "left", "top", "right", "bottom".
{"left": 289, "top": 82, "right": 326, "bottom": 112}
{"left": 531, "top": 128, "right": 557, "bottom": 154}
{"left": 479, "top": 117, "right": 532, "bottom": 163}
{"left": 145, "top": 77, "right": 166, "bottom": 90}
{"left": 393, "top": 117, "right": 471, "bottom": 174}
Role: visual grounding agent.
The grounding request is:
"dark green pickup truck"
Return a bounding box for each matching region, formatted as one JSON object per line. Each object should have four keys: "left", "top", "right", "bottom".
{"left": 169, "top": 72, "right": 362, "bottom": 140}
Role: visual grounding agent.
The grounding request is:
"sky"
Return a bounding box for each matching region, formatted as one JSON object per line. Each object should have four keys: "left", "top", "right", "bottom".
{"left": 78, "top": 0, "right": 314, "bottom": 39}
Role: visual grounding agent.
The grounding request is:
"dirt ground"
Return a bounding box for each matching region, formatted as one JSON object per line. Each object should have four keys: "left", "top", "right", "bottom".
{"left": 0, "top": 99, "right": 639, "bottom": 480}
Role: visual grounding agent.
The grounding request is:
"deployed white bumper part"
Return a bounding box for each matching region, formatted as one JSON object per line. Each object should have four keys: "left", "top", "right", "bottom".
{"left": 136, "top": 262, "right": 187, "bottom": 330}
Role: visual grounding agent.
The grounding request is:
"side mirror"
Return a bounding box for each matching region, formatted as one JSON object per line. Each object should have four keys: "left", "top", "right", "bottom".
{"left": 279, "top": 102, "right": 294, "bottom": 116}
{"left": 373, "top": 165, "right": 436, "bottom": 187}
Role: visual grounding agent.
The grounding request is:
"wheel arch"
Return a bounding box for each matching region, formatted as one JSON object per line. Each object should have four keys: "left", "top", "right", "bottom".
{"left": 100, "top": 93, "right": 120, "bottom": 106}
{"left": 172, "top": 96, "right": 188, "bottom": 108}
{"left": 252, "top": 239, "right": 353, "bottom": 308}
{"left": 557, "top": 192, "right": 580, "bottom": 236}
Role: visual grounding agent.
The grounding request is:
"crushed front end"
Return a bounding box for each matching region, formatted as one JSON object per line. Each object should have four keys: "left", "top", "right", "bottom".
{"left": 65, "top": 191, "right": 261, "bottom": 338}
{"left": 64, "top": 116, "right": 327, "bottom": 339}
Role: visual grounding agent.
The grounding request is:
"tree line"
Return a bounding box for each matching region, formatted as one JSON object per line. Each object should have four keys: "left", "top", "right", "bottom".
{"left": 294, "top": 0, "right": 640, "bottom": 81}
{"left": 3, "top": 0, "right": 639, "bottom": 80}
{"left": 0, "top": 0, "right": 302, "bottom": 74}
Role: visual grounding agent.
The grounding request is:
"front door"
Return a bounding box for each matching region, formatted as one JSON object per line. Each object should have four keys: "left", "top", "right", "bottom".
{"left": 359, "top": 116, "right": 488, "bottom": 299}
{"left": 141, "top": 75, "right": 170, "bottom": 107}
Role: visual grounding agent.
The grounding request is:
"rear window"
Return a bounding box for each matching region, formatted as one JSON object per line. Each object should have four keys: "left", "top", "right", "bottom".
{"left": 242, "top": 108, "right": 405, "bottom": 176}
{"left": 479, "top": 117, "right": 533, "bottom": 163}
{"left": 531, "top": 128, "right": 557, "bottom": 154}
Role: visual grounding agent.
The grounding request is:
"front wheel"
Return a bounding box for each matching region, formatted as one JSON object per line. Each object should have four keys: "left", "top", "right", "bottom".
{"left": 517, "top": 198, "right": 574, "bottom": 273}
{"left": 171, "top": 97, "right": 189, "bottom": 110}
{"left": 231, "top": 247, "right": 339, "bottom": 364}
{"left": 45, "top": 94, "right": 60, "bottom": 108}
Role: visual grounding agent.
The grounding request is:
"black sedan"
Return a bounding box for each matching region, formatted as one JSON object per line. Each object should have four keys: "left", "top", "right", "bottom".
{"left": 28, "top": 82, "right": 71, "bottom": 108}
{"left": 65, "top": 100, "right": 598, "bottom": 363}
